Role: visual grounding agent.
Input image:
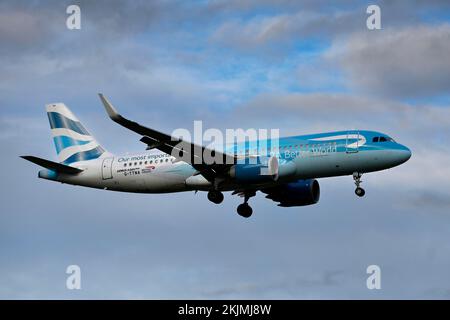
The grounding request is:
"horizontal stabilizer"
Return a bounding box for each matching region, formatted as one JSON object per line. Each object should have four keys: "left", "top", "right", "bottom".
{"left": 21, "top": 156, "right": 83, "bottom": 174}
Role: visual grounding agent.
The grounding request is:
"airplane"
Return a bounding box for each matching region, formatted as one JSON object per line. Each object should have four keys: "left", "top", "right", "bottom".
{"left": 21, "top": 94, "right": 411, "bottom": 218}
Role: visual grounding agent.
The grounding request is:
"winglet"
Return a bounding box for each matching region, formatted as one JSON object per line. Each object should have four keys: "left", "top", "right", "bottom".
{"left": 98, "top": 93, "right": 121, "bottom": 121}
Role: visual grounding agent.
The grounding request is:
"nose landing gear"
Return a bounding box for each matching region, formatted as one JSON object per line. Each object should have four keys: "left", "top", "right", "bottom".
{"left": 353, "top": 172, "right": 365, "bottom": 197}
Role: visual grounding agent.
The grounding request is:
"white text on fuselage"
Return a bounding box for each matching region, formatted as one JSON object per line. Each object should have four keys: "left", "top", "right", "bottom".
{"left": 284, "top": 143, "right": 337, "bottom": 159}
{"left": 117, "top": 154, "right": 170, "bottom": 163}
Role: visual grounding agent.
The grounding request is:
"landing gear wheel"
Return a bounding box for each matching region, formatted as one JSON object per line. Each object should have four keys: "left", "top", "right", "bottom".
{"left": 237, "top": 203, "right": 253, "bottom": 218}
{"left": 355, "top": 187, "right": 365, "bottom": 197}
{"left": 352, "top": 172, "right": 365, "bottom": 198}
{"left": 207, "top": 191, "right": 224, "bottom": 204}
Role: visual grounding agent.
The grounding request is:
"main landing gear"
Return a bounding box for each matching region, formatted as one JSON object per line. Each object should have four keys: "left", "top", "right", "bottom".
{"left": 208, "top": 189, "right": 255, "bottom": 218}
{"left": 207, "top": 190, "right": 224, "bottom": 204}
{"left": 236, "top": 191, "right": 255, "bottom": 218}
{"left": 353, "top": 172, "right": 365, "bottom": 197}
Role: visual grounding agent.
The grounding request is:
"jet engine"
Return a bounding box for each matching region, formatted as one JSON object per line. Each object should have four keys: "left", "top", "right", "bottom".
{"left": 261, "top": 179, "right": 320, "bottom": 207}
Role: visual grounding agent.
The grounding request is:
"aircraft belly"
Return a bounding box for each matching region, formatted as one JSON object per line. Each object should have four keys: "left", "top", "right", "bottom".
{"left": 294, "top": 150, "right": 391, "bottom": 179}
{"left": 143, "top": 172, "right": 186, "bottom": 192}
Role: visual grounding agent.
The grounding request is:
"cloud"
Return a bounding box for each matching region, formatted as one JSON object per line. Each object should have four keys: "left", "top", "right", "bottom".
{"left": 0, "top": 4, "right": 67, "bottom": 68}
{"left": 408, "top": 191, "right": 450, "bottom": 209}
{"left": 329, "top": 24, "right": 450, "bottom": 99}
{"left": 2, "top": 0, "right": 450, "bottom": 300}
{"left": 235, "top": 92, "right": 450, "bottom": 135}
{"left": 210, "top": 10, "right": 361, "bottom": 53}
{"left": 202, "top": 270, "right": 344, "bottom": 298}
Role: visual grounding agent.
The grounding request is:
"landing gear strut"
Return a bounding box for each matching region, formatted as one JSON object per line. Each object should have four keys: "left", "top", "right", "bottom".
{"left": 207, "top": 190, "right": 224, "bottom": 204}
{"left": 236, "top": 191, "right": 255, "bottom": 218}
{"left": 353, "top": 172, "right": 365, "bottom": 197}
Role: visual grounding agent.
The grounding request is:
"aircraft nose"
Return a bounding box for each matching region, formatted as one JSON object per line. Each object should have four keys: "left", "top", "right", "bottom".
{"left": 395, "top": 145, "right": 412, "bottom": 164}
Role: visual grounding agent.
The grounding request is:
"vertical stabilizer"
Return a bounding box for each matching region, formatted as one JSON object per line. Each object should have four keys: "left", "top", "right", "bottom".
{"left": 46, "top": 103, "right": 110, "bottom": 163}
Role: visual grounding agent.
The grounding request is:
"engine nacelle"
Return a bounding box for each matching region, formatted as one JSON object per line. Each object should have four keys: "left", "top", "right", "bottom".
{"left": 262, "top": 179, "right": 320, "bottom": 207}
{"left": 229, "top": 156, "right": 278, "bottom": 184}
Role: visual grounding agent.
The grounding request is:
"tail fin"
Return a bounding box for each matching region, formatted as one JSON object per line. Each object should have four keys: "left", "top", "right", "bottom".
{"left": 46, "top": 103, "right": 110, "bottom": 164}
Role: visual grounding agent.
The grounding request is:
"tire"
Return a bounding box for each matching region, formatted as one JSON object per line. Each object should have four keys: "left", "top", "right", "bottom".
{"left": 237, "top": 203, "right": 253, "bottom": 218}
{"left": 355, "top": 187, "right": 365, "bottom": 197}
{"left": 207, "top": 191, "right": 224, "bottom": 204}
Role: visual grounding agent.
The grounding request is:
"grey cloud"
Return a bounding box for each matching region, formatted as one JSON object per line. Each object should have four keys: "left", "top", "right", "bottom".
{"left": 329, "top": 24, "right": 450, "bottom": 99}
{"left": 209, "top": 0, "right": 450, "bottom": 54}
{"left": 210, "top": 10, "right": 363, "bottom": 53}
{"left": 409, "top": 191, "right": 450, "bottom": 209}
{"left": 203, "top": 270, "right": 344, "bottom": 298}
{"left": 0, "top": 4, "right": 62, "bottom": 56}
{"left": 235, "top": 92, "right": 450, "bottom": 137}
{"left": 235, "top": 92, "right": 407, "bottom": 132}
{"left": 0, "top": 1, "right": 196, "bottom": 58}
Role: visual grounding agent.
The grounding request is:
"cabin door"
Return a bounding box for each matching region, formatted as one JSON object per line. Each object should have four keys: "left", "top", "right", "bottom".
{"left": 345, "top": 132, "right": 360, "bottom": 153}
{"left": 102, "top": 157, "right": 114, "bottom": 180}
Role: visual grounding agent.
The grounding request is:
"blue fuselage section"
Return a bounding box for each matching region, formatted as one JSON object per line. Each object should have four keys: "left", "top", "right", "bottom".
{"left": 228, "top": 130, "right": 411, "bottom": 179}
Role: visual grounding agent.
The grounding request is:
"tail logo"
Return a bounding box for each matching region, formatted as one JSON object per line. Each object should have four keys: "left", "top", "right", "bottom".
{"left": 46, "top": 103, "right": 105, "bottom": 163}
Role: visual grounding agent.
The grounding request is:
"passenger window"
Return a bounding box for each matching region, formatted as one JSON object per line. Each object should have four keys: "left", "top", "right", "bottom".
{"left": 380, "top": 137, "right": 387, "bottom": 142}
{"left": 373, "top": 137, "right": 379, "bottom": 142}
{"left": 139, "top": 161, "right": 142, "bottom": 165}
{"left": 124, "top": 163, "right": 127, "bottom": 167}
{"left": 149, "top": 160, "right": 153, "bottom": 164}
{"left": 134, "top": 162, "right": 137, "bottom": 166}
{"left": 155, "top": 160, "right": 158, "bottom": 164}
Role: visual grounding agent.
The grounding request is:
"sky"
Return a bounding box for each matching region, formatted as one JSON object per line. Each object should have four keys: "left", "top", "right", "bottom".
{"left": 1, "top": 0, "right": 450, "bottom": 299}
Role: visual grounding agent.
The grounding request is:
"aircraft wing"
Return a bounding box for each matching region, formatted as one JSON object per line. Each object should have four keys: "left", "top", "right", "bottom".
{"left": 98, "top": 94, "right": 236, "bottom": 181}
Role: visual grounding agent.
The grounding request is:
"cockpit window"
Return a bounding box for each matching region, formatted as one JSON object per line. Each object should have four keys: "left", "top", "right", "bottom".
{"left": 373, "top": 136, "right": 395, "bottom": 143}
